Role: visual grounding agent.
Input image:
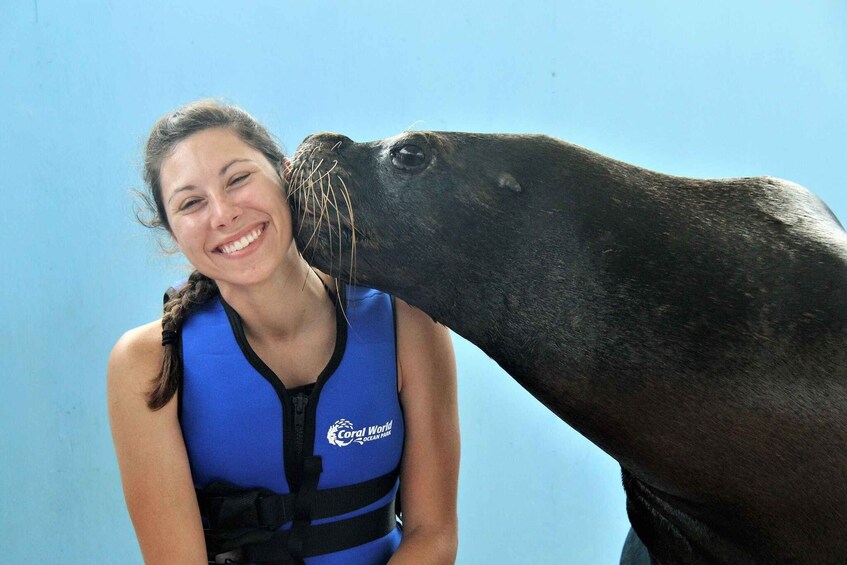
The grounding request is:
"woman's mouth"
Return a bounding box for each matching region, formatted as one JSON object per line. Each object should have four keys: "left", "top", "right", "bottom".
{"left": 216, "top": 223, "right": 267, "bottom": 254}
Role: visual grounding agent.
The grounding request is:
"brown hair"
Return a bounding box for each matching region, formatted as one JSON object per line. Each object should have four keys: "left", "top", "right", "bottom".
{"left": 139, "top": 99, "right": 286, "bottom": 410}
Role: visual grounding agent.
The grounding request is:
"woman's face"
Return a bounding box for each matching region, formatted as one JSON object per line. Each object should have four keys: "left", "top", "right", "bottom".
{"left": 159, "top": 127, "right": 296, "bottom": 288}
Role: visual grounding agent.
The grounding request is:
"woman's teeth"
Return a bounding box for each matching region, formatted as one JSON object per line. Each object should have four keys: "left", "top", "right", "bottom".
{"left": 219, "top": 225, "right": 264, "bottom": 254}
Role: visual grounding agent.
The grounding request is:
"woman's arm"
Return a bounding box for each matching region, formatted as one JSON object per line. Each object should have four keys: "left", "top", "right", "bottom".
{"left": 107, "top": 321, "right": 207, "bottom": 564}
{"left": 390, "top": 300, "right": 460, "bottom": 565}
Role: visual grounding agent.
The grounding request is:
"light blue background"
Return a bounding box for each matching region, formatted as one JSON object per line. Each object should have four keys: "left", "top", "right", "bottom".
{"left": 2, "top": 1, "right": 845, "bottom": 563}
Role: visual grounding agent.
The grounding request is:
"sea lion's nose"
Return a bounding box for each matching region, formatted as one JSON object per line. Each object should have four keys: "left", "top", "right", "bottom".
{"left": 300, "top": 132, "right": 353, "bottom": 153}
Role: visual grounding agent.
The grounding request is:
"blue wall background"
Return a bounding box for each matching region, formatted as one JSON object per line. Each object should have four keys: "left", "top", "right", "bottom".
{"left": 2, "top": 1, "right": 845, "bottom": 563}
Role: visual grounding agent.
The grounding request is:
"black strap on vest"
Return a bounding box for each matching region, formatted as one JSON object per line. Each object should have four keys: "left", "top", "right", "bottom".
{"left": 198, "top": 469, "right": 398, "bottom": 530}
{"left": 286, "top": 455, "right": 322, "bottom": 562}
{"left": 199, "top": 468, "right": 399, "bottom": 563}
{"left": 208, "top": 498, "right": 396, "bottom": 564}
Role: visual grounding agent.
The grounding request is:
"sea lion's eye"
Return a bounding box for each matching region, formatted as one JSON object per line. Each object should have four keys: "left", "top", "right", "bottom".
{"left": 391, "top": 144, "right": 426, "bottom": 170}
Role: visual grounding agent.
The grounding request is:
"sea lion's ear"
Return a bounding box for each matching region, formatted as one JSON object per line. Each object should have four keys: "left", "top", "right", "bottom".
{"left": 498, "top": 173, "right": 522, "bottom": 194}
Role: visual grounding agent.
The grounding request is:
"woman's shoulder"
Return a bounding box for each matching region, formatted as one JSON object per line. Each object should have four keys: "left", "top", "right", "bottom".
{"left": 393, "top": 298, "right": 443, "bottom": 331}
{"left": 393, "top": 298, "right": 454, "bottom": 385}
{"left": 108, "top": 320, "right": 164, "bottom": 395}
{"left": 111, "top": 319, "right": 163, "bottom": 362}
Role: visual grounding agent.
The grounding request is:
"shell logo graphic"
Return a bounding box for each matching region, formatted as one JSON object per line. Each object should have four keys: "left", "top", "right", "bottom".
{"left": 327, "top": 419, "right": 359, "bottom": 447}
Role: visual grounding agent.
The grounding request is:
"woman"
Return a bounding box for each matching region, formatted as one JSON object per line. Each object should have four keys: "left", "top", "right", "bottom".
{"left": 108, "top": 100, "right": 460, "bottom": 564}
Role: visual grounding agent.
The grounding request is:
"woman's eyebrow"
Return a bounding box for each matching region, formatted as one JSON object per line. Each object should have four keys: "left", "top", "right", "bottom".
{"left": 220, "top": 158, "right": 252, "bottom": 176}
{"left": 167, "top": 184, "right": 196, "bottom": 205}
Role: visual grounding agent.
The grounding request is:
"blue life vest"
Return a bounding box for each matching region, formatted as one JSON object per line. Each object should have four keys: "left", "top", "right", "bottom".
{"left": 178, "top": 283, "right": 405, "bottom": 565}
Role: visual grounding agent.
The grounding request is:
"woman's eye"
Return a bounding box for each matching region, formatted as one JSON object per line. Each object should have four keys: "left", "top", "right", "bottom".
{"left": 179, "top": 198, "right": 201, "bottom": 211}
{"left": 230, "top": 172, "right": 251, "bottom": 186}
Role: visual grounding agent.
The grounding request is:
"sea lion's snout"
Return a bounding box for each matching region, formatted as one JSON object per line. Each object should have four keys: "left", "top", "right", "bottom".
{"left": 286, "top": 131, "right": 360, "bottom": 277}
{"left": 297, "top": 131, "right": 354, "bottom": 155}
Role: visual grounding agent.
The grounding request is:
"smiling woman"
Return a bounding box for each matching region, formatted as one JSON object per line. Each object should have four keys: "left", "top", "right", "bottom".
{"left": 158, "top": 128, "right": 299, "bottom": 291}
{"left": 107, "top": 100, "right": 460, "bottom": 565}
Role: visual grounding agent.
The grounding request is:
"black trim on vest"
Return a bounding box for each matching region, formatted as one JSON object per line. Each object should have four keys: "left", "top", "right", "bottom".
{"left": 300, "top": 280, "right": 349, "bottom": 484}
{"left": 176, "top": 337, "right": 185, "bottom": 422}
{"left": 391, "top": 296, "right": 400, "bottom": 399}
{"left": 287, "top": 382, "right": 315, "bottom": 396}
{"left": 220, "top": 281, "right": 348, "bottom": 491}
{"left": 390, "top": 295, "right": 404, "bottom": 526}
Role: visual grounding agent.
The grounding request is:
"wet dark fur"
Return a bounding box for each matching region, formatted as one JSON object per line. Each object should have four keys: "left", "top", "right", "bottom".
{"left": 288, "top": 131, "right": 847, "bottom": 564}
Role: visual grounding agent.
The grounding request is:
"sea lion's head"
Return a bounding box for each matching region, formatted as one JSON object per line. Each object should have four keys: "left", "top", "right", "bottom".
{"left": 288, "top": 129, "right": 847, "bottom": 364}
{"left": 286, "top": 131, "right": 608, "bottom": 331}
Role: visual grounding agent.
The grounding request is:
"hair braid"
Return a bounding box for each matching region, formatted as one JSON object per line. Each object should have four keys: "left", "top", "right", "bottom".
{"left": 147, "top": 270, "right": 219, "bottom": 410}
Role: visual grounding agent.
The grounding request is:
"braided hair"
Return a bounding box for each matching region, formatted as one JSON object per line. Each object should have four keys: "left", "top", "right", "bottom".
{"left": 138, "top": 99, "right": 286, "bottom": 410}
{"left": 150, "top": 272, "right": 219, "bottom": 409}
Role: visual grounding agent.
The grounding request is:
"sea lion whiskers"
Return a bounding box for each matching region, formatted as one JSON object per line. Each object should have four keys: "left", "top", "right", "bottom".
{"left": 295, "top": 163, "right": 332, "bottom": 258}
{"left": 299, "top": 158, "right": 358, "bottom": 285}
{"left": 311, "top": 171, "right": 334, "bottom": 261}
{"left": 405, "top": 120, "right": 426, "bottom": 131}
{"left": 287, "top": 141, "right": 360, "bottom": 288}
{"left": 312, "top": 159, "right": 357, "bottom": 328}
{"left": 317, "top": 172, "right": 339, "bottom": 277}
{"left": 285, "top": 161, "right": 307, "bottom": 232}
{"left": 312, "top": 161, "right": 357, "bottom": 284}
{"left": 325, "top": 176, "right": 354, "bottom": 331}
{"left": 294, "top": 167, "right": 316, "bottom": 240}
{"left": 291, "top": 156, "right": 336, "bottom": 244}
{"left": 314, "top": 164, "right": 348, "bottom": 273}
{"left": 322, "top": 171, "right": 345, "bottom": 280}
{"left": 336, "top": 174, "right": 358, "bottom": 286}
{"left": 300, "top": 155, "right": 327, "bottom": 186}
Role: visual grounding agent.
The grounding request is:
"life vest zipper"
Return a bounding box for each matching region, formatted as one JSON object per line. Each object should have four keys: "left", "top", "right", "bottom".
{"left": 292, "top": 392, "right": 310, "bottom": 463}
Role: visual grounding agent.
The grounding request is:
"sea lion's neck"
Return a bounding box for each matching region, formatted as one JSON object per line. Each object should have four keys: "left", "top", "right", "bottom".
{"left": 390, "top": 171, "right": 847, "bottom": 512}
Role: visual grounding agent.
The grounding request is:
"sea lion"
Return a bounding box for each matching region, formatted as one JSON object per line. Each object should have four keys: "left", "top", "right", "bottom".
{"left": 287, "top": 131, "right": 847, "bottom": 564}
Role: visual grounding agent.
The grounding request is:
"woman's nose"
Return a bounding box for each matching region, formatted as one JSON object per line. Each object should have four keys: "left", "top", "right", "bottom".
{"left": 208, "top": 192, "right": 242, "bottom": 227}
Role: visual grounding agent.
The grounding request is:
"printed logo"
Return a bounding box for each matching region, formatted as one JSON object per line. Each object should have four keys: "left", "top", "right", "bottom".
{"left": 327, "top": 419, "right": 393, "bottom": 447}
